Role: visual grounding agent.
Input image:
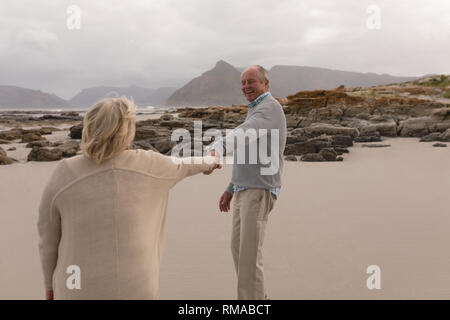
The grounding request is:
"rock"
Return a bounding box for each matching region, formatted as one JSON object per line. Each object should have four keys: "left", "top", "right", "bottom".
{"left": 132, "top": 140, "right": 158, "bottom": 152}
{"left": 432, "top": 143, "right": 447, "bottom": 147}
{"left": 331, "top": 135, "right": 353, "bottom": 147}
{"left": 363, "top": 121, "right": 397, "bottom": 137}
{"left": 41, "top": 126, "right": 62, "bottom": 133}
{"left": 50, "top": 141, "right": 64, "bottom": 147}
{"left": 285, "top": 89, "right": 365, "bottom": 116}
{"left": 284, "top": 155, "right": 298, "bottom": 161}
{"left": 150, "top": 137, "right": 177, "bottom": 154}
{"left": 209, "top": 110, "right": 225, "bottom": 121}
{"left": 40, "top": 114, "right": 82, "bottom": 121}
{"left": 361, "top": 144, "right": 391, "bottom": 148}
{"left": 370, "top": 115, "right": 395, "bottom": 122}
{"left": 397, "top": 117, "right": 450, "bottom": 137}
{"left": 354, "top": 135, "right": 382, "bottom": 142}
{"left": 7, "top": 147, "right": 16, "bottom": 151}
{"left": 356, "top": 113, "right": 371, "bottom": 120}
{"left": 333, "top": 147, "right": 349, "bottom": 155}
{"left": 61, "top": 111, "right": 79, "bottom": 117}
{"left": 398, "top": 118, "right": 430, "bottom": 137}
{"left": 37, "top": 127, "right": 54, "bottom": 135}
{"left": 0, "top": 147, "right": 6, "bottom": 157}
{"left": 300, "top": 153, "right": 325, "bottom": 162}
{"left": 293, "top": 123, "right": 359, "bottom": 138}
{"left": 160, "top": 113, "right": 174, "bottom": 121}
{"left": 27, "top": 146, "right": 63, "bottom": 161}
{"left": 441, "top": 129, "right": 450, "bottom": 142}
{"left": 286, "top": 133, "right": 308, "bottom": 144}
{"left": 431, "top": 107, "right": 450, "bottom": 120}
{"left": 160, "top": 119, "right": 193, "bottom": 130}
{"left": 134, "top": 126, "right": 170, "bottom": 141}
{"left": 0, "top": 155, "right": 17, "bottom": 165}
{"left": 419, "top": 132, "right": 442, "bottom": 142}
{"left": 284, "top": 135, "right": 332, "bottom": 156}
{"left": 69, "top": 124, "right": 83, "bottom": 139}
{"left": 0, "top": 129, "right": 22, "bottom": 141}
{"left": 62, "top": 148, "right": 77, "bottom": 157}
{"left": 0, "top": 139, "right": 11, "bottom": 144}
{"left": 319, "top": 148, "right": 338, "bottom": 161}
{"left": 26, "top": 140, "right": 50, "bottom": 148}
{"left": 56, "top": 141, "right": 81, "bottom": 158}
{"left": 307, "top": 106, "right": 343, "bottom": 122}
{"left": 21, "top": 132, "right": 42, "bottom": 143}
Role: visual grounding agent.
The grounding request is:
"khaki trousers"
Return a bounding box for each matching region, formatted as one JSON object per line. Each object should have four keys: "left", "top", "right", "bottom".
{"left": 231, "top": 188, "right": 276, "bottom": 300}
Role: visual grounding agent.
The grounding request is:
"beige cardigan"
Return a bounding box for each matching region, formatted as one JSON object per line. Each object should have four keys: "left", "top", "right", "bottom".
{"left": 37, "top": 149, "right": 216, "bottom": 299}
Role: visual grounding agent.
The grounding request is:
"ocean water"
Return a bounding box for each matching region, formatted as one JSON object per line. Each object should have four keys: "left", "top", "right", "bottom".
{"left": 0, "top": 105, "right": 201, "bottom": 118}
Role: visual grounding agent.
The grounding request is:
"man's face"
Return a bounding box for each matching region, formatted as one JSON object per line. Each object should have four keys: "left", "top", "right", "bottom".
{"left": 241, "top": 68, "right": 269, "bottom": 102}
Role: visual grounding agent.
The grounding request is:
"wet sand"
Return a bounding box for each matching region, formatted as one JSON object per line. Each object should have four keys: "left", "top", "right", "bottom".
{"left": 0, "top": 138, "right": 450, "bottom": 299}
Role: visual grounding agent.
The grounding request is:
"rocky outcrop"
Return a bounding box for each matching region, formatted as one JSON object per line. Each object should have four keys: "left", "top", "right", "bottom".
{"left": 292, "top": 123, "right": 359, "bottom": 139}
{"left": 21, "top": 133, "right": 42, "bottom": 143}
{"left": 0, "top": 154, "right": 17, "bottom": 165}
{"left": 0, "top": 127, "right": 57, "bottom": 141}
{"left": 69, "top": 124, "right": 83, "bottom": 139}
{"left": 361, "top": 144, "right": 391, "bottom": 148}
{"left": 398, "top": 117, "right": 450, "bottom": 137}
{"left": 27, "top": 146, "right": 63, "bottom": 161}
{"left": 300, "top": 149, "right": 343, "bottom": 162}
{"left": 432, "top": 143, "right": 447, "bottom": 147}
{"left": 284, "top": 135, "right": 332, "bottom": 155}
{"left": 26, "top": 140, "right": 50, "bottom": 148}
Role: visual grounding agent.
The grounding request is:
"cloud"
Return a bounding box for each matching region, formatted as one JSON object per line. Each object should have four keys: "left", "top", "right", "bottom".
{"left": 17, "top": 28, "right": 59, "bottom": 49}
{"left": 0, "top": 0, "right": 449, "bottom": 99}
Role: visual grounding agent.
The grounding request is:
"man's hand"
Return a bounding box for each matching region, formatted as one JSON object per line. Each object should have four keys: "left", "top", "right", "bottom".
{"left": 219, "top": 191, "right": 233, "bottom": 212}
{"left": 46, "top": 290, "right": 54, "bottom": 300}
{"left": 203, "top": 162, "right": 222, "bottom": 175}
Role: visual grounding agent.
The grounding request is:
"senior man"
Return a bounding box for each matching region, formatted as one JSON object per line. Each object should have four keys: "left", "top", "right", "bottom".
{"left": 207, "top": 65, "right": 287, "bottom": 300}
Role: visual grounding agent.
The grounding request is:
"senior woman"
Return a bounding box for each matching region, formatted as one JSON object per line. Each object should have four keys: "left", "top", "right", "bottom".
{"left": 37, "top": 97, "right": 220, "bottom": 300}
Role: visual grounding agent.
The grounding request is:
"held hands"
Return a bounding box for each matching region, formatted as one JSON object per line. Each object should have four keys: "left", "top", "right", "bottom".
{"left": 203, "top": 150, "right": 222, "bottom": 175}
{"left": 219, "top": 191, "right": 233, "bottom": 212}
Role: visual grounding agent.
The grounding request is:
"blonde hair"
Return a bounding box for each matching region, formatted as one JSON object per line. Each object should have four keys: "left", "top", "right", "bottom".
{"left": 80, "top": 97, "right": 136, "bottom": 165}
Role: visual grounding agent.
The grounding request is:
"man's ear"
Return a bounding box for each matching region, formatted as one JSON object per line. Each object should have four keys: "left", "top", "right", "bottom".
{"left": 265, "top": 80, "right": 269, "bottom": 90}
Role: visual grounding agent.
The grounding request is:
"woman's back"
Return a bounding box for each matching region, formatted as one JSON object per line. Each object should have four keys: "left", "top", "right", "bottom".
{"left": 38, "top": 149, "right": 215, "bottom": 299}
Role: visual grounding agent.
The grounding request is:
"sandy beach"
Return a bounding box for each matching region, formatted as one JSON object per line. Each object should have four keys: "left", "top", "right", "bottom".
{"left": 1, "top": 137, "right": 449, "bottom": 299}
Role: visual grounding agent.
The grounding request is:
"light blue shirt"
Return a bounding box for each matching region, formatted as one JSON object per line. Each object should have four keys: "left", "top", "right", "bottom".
{"left": 232, "top": 91, "right": 281, "bottom": 199}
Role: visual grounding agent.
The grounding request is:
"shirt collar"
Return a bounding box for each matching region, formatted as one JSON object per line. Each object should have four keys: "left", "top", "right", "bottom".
{"left": 248, "top": 92, "right": 270, "bottom": 108}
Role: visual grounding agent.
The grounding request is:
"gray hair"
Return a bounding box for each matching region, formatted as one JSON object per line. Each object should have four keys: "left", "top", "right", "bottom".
{"left": 246, "top": 65, "right": 269, "bottom": 83}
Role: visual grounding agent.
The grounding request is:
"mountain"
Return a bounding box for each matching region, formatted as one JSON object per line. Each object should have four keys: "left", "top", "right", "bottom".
{"left": 147, "top": 87, "right": 179, "bottom": 106}
{"left": 0, "top": 86, "right": 70, "bottom": 108}
{"left": 69, "top": 85, "right": 177, "bottom": 107}
{"left": 167, "top": 61, "right": 420, "bottom": 106}
{"left": 166, "top": 60, "right": 247, "bottom": 106}
{"left": 269, "top": 65, "right": 418, "bottom": 98}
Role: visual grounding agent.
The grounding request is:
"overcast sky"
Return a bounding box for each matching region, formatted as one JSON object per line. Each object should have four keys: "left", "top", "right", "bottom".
{"left": 0, "top": 0, "right": 449, "bottom": 99}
